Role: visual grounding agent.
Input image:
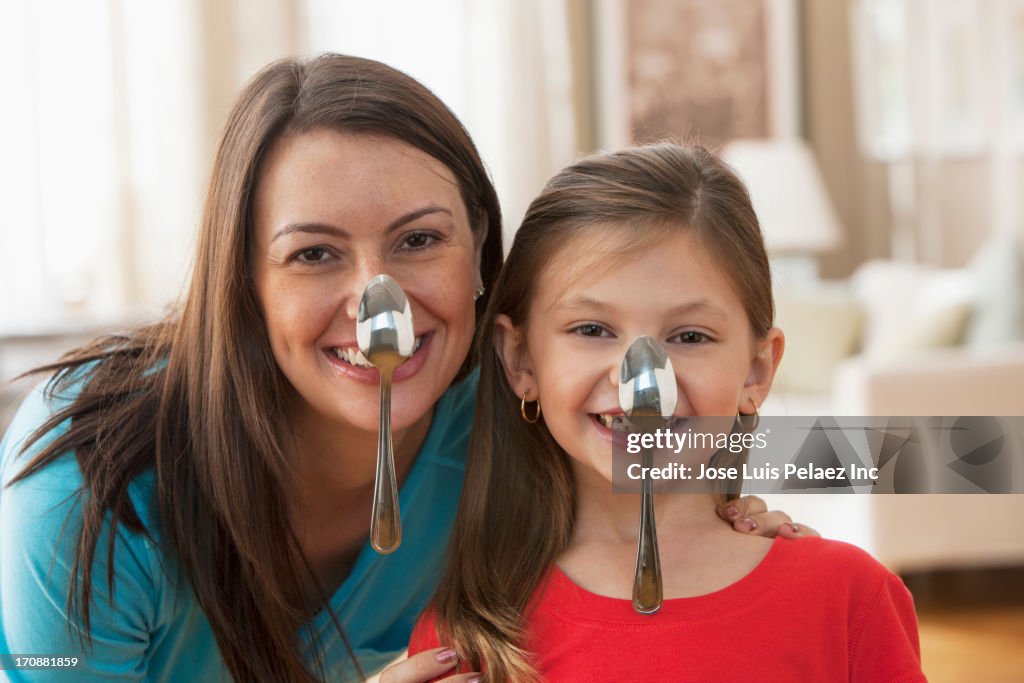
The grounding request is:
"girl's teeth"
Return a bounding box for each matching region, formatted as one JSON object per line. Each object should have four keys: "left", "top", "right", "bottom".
{"left": 596, "top": 414, "right": 630, "bottom": 431}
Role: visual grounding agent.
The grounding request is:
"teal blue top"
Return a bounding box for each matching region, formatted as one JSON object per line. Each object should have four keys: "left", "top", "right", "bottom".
{"left": 0, "top": 369, "right": 476, "bottom": 682}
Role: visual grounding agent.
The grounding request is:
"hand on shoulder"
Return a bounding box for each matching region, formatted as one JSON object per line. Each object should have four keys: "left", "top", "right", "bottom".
{"left": 717, "top": 495, "right": 821, "bottom": 539}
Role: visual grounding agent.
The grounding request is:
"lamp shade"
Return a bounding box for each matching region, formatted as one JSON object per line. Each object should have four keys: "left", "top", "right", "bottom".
{"left": 721, "top": 138, "right": 844, "bottom": 254}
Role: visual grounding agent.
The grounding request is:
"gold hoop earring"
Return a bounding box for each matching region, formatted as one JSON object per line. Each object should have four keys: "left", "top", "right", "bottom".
{"left": 737, "top": 398, "right": 760, "bottom": 431}
{"left": 520, "top": 392, "right": 542, "bottom": 423}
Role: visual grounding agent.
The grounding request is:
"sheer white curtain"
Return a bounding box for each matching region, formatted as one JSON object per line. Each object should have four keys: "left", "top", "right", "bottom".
{"left": 0, "top": 1, "right": 217, "bottom": 329}
{"left": 851, "top": 0, "right": 1024, "bottom": 264}
{"left": 302, "top": 0, "right": 580, "bottom": 250}
{"left": 0, "top": 0, "right": 580, "bottom": 331}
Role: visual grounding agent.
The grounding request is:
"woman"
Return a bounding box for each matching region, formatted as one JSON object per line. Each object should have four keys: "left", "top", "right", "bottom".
{"left": 0, "top": 54, "right": 812, "bottom": 683}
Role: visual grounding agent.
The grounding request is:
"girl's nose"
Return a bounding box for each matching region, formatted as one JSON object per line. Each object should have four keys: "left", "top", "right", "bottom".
{"left": 607, "top": 357, "right": 621, "bottom": 394}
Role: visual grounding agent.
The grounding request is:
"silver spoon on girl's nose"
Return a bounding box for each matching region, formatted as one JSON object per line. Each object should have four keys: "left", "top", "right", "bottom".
{"left": 620, "top": 336, "right": 678, "bottom": 614}
{"left": 357, "top": 274, "right": 415, "bottom": 554}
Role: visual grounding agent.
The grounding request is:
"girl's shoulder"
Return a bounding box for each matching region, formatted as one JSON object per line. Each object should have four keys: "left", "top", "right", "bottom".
{"left": 771, "top": 536, "right": 906, "bottom": 607}
{"left": 777, "top": 535, "right": 891, "bottom": 577}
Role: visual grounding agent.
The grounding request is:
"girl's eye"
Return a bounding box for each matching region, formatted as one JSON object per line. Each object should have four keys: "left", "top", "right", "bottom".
{"left": 671, "top": 331, "right": 709, "bottom": 344}
{"left": 572, "top": 323, "right": 611, "bottom": 338}
{"left": 400, "top": 232, "right": 439, "bottom": 251}
{"left": 293, "top": 247, "right": 332, "bottom": 265}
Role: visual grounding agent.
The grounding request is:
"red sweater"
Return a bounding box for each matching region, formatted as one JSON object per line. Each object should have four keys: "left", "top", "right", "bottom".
{"left": 410, "top": 537, "right": 926, "bottom": 682}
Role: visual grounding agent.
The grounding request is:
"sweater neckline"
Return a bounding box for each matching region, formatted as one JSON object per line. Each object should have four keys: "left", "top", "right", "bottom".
{"left": 541, "top": 536, "right": 797, "bottom": 627}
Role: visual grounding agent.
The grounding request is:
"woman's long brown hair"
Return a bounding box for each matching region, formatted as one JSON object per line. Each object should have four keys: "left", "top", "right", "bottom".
{"left": 8, "top": 54, "right": 503, "bottom": 682}
{"left": 430, "top": 143, "right": 774, "bottom": 681}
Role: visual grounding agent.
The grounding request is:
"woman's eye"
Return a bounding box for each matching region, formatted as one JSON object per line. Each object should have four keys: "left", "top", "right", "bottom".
{"left": 400, "top": 232, "right": 439, "bottom": 250}
{"left": 293, "top": 247, "right": 332, "bottom": 265}
{"left": 572, "top": 324, "right": 610, "bottom": 338}
{"left": 671, "top": 331, "right": 708, "bottom": 344}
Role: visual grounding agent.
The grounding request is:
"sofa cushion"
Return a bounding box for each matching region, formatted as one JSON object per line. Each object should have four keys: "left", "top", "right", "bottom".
{"left": 964, "top": 233, "right": 1024, "bottom": 349}
{"left": 851, "top": 260, "right": 973, "bottom": 361}
{"left": 773, "top": 284, "right": 863, "bottom": 394}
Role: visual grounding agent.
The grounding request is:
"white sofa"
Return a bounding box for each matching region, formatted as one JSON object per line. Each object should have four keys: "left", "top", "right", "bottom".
{"left": 760, "top": 239, "right": 1024, "bottom": 572}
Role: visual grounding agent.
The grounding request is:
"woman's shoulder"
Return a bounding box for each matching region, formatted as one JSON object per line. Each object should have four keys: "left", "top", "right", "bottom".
{"left": 0, "top": 369, "right": 181, "bottom": 666}
{"left": 1, "top": 367, "right": 163, "bottom": 545}
{"left": 1, "top": 371, "right": 88, "bottom": 485}
{"left": 418, "top": 368, "right": 479, "bottom": 468}
{"left": 439, "top": 367, "right": 479, "bottom": 421}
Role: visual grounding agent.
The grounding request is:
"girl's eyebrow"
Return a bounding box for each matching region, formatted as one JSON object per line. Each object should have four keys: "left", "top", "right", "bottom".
{"left": 665, "top": 300, "right": 730, "bottom": 321}
{"left": 554, "top": 296, "right": 729, "bottom": 321}
{"left": 555, "top": 296, "right": 614, "bottom": 312}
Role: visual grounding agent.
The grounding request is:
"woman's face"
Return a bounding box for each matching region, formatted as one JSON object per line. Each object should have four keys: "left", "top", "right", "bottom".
{"left": 252, "top": 129, "right": 480, "bottom": 433}
{"left": 497, "top": 228, "right": 782, "bottom": 483}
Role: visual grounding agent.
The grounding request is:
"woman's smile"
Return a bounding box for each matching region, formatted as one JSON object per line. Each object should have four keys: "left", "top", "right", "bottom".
{"left": 322, "top": 330, "right": 433, "bottom": 383}
{"left": 252, "top": 129, "right": 481, "bottom": 435}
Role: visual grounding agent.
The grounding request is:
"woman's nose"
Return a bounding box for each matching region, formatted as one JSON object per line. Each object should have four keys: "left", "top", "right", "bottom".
{"left": 342, "top": 253, "right": 389, "bottom": 320}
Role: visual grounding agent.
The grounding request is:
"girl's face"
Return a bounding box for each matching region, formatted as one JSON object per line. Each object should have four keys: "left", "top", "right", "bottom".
{"left": 496, "top": 227, "right": 783, "bottom": 482}
{"left": 252, "top": 129, "right": 481, "bottom": 434}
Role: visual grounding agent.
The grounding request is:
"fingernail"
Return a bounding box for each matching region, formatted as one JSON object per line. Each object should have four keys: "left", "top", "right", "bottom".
{"left": 725, "top": 506, "right": 740, "bottom": 520}
{"left": 467, "top": 677, "right": 483, "bottom": 683}
{"left": 788, "top": 523, "right": 800, "bottom": 534}
{"left": 435, "top": 648, "right": 457, "bottom": 664}
{"left": 738, "top": 517, "right": 757, "bottom": 532}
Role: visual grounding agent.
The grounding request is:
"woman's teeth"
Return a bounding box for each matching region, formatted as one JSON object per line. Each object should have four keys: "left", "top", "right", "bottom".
{"left": 333, "top": 346, "right": 374, "bottom": 368}
{"left": 332, "top": 335, "right": 424, "bottom": 368}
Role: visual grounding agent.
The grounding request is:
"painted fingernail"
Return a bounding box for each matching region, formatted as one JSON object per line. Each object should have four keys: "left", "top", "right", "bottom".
{"left": 738, "top": 517, "right": 757, "bottom": 532}
{"left": 436, "top": 648, "right": 457, "bottom": 664}
{"left": 725, "top": 506, "right": 740, "bottom": 519}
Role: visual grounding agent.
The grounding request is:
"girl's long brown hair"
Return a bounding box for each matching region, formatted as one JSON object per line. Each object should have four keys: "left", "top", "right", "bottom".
{"left": 8, "top": 54, "right": 503, "bottom": 682}
{"left": 431, "top": 143, "right": 774, "bottom": 681}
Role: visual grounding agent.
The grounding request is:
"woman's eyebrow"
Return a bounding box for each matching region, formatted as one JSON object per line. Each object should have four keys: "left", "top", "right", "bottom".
{"left": 386, "top": 205, "right": 453, "bottom": 232}
{"left": 271, "top": 222, "right": 347, "bottom": 242}
{"left": 271, "top": 205, "right": 454, "bottom": 244}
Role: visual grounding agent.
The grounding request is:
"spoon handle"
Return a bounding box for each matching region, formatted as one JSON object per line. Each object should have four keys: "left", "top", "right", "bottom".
{"left": 633, "top": 446, "right": 662, "bottom": 613}
{"left": 371, "top": 372, "right": 402, "bottom": 554}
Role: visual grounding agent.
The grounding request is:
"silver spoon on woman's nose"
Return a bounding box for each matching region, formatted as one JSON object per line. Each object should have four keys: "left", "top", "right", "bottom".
{"left": 620, "top": 336, "right": 678, "bottom": 614}
{"left": 357, "top": 274, "right": 415, "bottom": 554}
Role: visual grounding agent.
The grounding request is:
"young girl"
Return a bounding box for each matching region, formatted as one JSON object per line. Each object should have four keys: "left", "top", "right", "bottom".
{"left": 408, "top": 143, "right": 926, "bottom": 682}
